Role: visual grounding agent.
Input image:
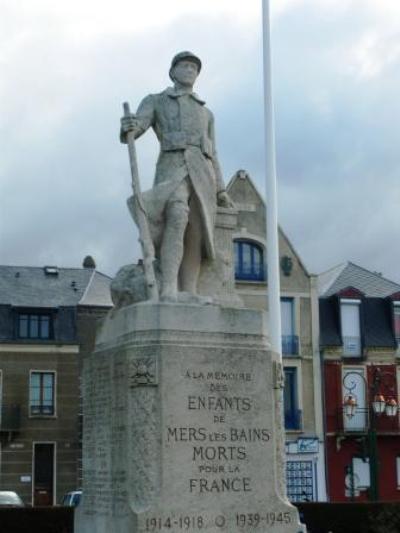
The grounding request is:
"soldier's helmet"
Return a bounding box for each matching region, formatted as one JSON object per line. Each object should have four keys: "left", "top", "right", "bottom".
{"left": 169, "top": 51, "right": 202, "bottom": 80}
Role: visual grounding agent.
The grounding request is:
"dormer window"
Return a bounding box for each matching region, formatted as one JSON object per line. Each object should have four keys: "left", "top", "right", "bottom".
{"left": 44, "top": 266, "right": 58, "bottom": 276}
{"left": 18, "top": 312, "right": 52, "bottom": 340}
{"left": 234, "top": 240, "right": 265, "bottom": 281}
{"left": 340, "top": 299, "right": 361, "bottom": 357}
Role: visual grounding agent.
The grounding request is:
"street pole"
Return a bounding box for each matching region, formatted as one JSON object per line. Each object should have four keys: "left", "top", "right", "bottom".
{"left": 368, "top": 408, "right": 379, "bottom": 501}
{"left": 344, "top": 369, "right": 399, "bottom": 501}
{"left": 262, "top": 0, "right": 288, "bottom": 504}
{"left": 261, "top": 0, "right": 282, "bottom": 356}
{"left": 343, "top": 370, "right": 388, "bottom": 501}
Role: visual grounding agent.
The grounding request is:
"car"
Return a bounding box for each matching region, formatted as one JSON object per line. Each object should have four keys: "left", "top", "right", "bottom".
{"left": 0, "top": 491, "right": 24, "bottom": 507}
{"left": 61, "top": 490, "right": 82, "bottom": 507}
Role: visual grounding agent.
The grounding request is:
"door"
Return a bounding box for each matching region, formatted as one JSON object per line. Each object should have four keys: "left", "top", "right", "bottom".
{"left": 33, "top": 443, "right": 55, "bottom": 506}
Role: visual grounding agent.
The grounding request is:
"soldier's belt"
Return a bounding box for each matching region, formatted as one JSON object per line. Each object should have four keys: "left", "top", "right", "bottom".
{"left": 161, "top": 131, "right": 213, "bottom": 158}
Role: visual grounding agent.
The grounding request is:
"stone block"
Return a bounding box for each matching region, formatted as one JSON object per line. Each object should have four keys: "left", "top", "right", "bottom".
{"left": 75, "top": 304, "right": 305, "bottom": 533}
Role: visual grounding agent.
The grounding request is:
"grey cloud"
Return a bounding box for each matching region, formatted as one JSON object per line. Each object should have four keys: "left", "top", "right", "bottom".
{"left": 1, "top": 5, "right": 400, "bottom": 285}
{"left": 269, "top": 4, "right": 400, "bottom": 281}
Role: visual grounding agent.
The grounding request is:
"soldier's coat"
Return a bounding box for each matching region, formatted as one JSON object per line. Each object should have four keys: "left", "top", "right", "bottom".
{"left": 129, "top": 86, "right": 225, "bottom": 260}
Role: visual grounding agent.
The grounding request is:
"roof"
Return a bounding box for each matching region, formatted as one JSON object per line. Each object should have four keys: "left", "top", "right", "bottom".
{"left": 319, "top": 298, "right": 341, "bottom": 347}
{"left": 79, "top": 269, "right": 113, "bottom": 307}
{"left": 318, "top": 261, "right": 400, "bottom": 298}
{"left": 363, "top": 298, "right": 396, "bottom": 348}
{"left": 319, "top": 295, "right": 397, "bottom": 349}
{"left": 0, "top": 265, "right": 113, "bottom": 308}
{"left": 227, "top": 169, "right": 310, "bottom": 276}
{"left": 226, "top": 169, "right": 266, "bottom": 206}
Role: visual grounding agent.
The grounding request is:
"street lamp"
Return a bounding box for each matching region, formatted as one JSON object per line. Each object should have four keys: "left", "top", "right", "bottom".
{"left": 343, "top": 393, "right": 358, "bottom": 418}
{"left": 342, "top": 368, "right": 398, "bottom": 501}
{"left": 385, "top": 398, "right": 398, "bottom": 417}
{"left": 372, "top": 394, "right": 386, "bottom": 416}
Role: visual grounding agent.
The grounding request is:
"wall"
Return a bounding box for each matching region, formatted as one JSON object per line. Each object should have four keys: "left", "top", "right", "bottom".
{"left": 0, "top": 346, "right": 80, "bottom": 504}
{"left": 227, "top": 172, "right": 327, "bottom": 501}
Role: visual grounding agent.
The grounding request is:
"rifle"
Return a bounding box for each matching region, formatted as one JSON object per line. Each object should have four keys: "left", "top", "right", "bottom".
{"left": 122, "top": 102, "right": 159, "bottom": 301}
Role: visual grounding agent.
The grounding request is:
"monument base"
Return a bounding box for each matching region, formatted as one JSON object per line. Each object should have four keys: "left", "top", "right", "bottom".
{"left": 75, "top": 303, "right": 306, "bottom": 533}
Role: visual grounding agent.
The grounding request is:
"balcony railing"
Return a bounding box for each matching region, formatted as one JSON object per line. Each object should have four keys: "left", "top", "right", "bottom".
{"left": 282, "top": 335, "right": 299, "bottom": 356}
{"left": 0, "top": 404, "right": 21, "bottom": 432}
{"left": 336, "top": 408, "right": 400, "bottom": 434}
{"left": 342, "top": 336, "right": 362, "bottom": 357}
{"left": 285, "top": 409, "right": 302, "bottom": 431}
{"left": 341, "top": 407, "right": 369, "bottom": 432}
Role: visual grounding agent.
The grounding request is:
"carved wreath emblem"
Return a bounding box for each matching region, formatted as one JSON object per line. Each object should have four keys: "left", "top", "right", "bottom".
{"left": 130, "top": 357, "right": 158, "bottom": 387}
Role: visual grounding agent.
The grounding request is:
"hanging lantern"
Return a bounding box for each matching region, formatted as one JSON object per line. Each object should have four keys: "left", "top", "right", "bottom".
{"left": 385, "top": 398, "right": 398, "bottom": 417}
{"left": 372, "top": 394, "right": 386, "bottom": 415}
{"left": 343, "top": 394, "right": 358, "bottom": 418}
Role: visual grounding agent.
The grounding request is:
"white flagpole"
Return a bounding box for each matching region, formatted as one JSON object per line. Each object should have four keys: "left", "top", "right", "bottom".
{"left": 262, "top": 0, "right": 282, "bottom": 356}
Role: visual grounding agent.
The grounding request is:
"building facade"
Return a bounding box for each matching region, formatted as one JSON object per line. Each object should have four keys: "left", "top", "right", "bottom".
{"left": 319, "top": 261, "right": 400, "bottom": 501}
{"left": 0, "top": 172, "right": 333, "bottom": 505}
{"left": 227, "top": 170, "right": 327, "bottom": 502}
{"left": 0, "top": 260, "right": 112, "bottom": 505}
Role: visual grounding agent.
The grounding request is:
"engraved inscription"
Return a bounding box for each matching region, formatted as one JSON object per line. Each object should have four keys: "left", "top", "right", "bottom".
{"left": 82, "top": 354, "right": 128, "bottom": 517}
{"left": 165, "top": 365, "right": 272, "bottom": 497}
{"left": 143, "top": 511, "right": 293, "bottom": 530}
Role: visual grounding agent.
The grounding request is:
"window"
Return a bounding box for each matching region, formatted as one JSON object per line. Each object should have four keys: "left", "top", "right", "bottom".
{"left": 18, "top": 313, "right": 51, "bottom": 339}
{"left": 345, "top": 457, "right": 371, "bottom": 498}
{"left": 234, "top": 240, "right": 265, "bottom": 281}
{"left": 30, "top": 372, "right": 55, "bottom": 416}
{"left": 394, "top": 304, "right": 400, "bottom": 342}
{"left": 286, "top": 461, "right": 314, "bottom": 502}
{"left": 352, "top": 457, "right": 370, "bottom": 490}
{"left": 342, "top": 367, "right": 367, "bottom": 431}
{"left": 340, "top": 300, "right": 361, "bottom": 356}
{"left": 284, "top": 367, "right": 301, "bottom": 430}
{"left": 281, "top": 298, "right": 299, "bottom": 355}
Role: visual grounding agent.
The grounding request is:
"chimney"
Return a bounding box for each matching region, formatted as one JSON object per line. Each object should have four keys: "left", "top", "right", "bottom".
{"left": 83, "top": 256, "right": 96, "bottom": 269}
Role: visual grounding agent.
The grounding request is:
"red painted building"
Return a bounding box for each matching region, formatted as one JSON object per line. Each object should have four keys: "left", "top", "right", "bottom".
{"left": 319, "top": 262, "right": 400, "bottom": 501}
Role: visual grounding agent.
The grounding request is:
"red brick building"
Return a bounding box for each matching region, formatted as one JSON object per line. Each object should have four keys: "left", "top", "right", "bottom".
{"left": 319, "top": 262, "right": 400, "bottom": 501}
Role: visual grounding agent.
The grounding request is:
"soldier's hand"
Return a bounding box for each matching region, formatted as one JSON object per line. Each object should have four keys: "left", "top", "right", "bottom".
{"left": 217, "top": 191, "right": 235, "bottom": 208}
{"left": 120, "top": 114, "right": 140, "bottom": 135}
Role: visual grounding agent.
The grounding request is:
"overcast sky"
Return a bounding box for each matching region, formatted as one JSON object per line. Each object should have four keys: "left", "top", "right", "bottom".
{"left": 1, "top": 0, "right": 400, "bottom": 282}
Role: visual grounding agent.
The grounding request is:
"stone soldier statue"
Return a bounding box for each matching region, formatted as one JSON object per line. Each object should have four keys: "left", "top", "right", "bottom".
{"left": 120, "top": 51, "right": 233, "bottom": 302}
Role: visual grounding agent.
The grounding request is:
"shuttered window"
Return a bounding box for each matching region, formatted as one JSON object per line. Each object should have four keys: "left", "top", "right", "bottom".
{"left": 340, "top": 301, "right": 361, "bottom": 356}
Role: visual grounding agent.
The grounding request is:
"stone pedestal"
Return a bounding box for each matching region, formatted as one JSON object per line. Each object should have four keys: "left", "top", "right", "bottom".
{"left": 75, "top": 304, "right": 305, "bottom": 533}
{"left": 198, "top": 207, "right": 242, "bottom": 307}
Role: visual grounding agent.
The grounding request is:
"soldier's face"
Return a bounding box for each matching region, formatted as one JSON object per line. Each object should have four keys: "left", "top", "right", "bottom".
{"left": 172, "top": 60, "right": 199, "bottom": 87}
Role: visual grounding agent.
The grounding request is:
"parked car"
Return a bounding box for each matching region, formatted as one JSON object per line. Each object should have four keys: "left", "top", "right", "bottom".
{"left": 0, "top": 491, "right": 24, "bottom": 507}
{"left": 61, "top": 490, "right": 82, "bottom": 507}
